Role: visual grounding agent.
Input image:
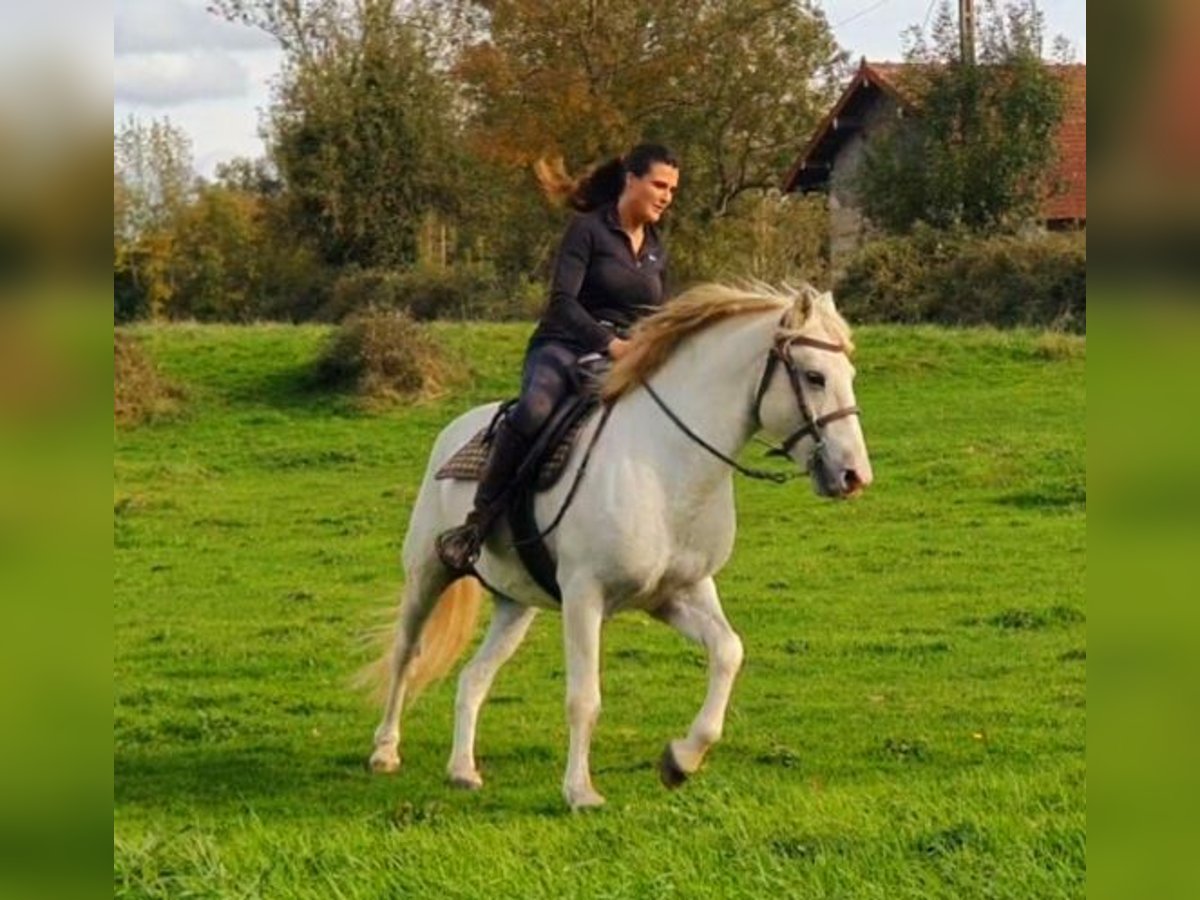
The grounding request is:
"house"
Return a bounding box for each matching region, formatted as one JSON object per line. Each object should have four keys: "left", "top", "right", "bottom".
{"left": 782, "top": 59, "right": 1087, "bottom": 270}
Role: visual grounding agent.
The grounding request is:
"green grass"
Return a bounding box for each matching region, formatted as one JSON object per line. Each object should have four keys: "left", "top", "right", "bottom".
{"left": 114, "top": 321, "right": 1085, "bottom": 898}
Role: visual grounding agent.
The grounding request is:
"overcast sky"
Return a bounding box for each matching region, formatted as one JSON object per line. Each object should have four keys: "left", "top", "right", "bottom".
{"left": 112, "top": 0, "right": 1087, "bottom": 178}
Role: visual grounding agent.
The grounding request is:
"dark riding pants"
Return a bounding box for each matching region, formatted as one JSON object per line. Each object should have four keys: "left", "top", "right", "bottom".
{"left": 507, "top": 341, "right": 586, "bottom": 442}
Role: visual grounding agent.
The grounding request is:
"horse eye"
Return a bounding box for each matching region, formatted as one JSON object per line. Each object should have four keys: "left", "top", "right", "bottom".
{"left": 805, "top": 370, "right": 825, "bottom": 388}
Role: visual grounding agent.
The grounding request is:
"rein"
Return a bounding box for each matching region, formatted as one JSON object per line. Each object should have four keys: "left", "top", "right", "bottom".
{"left": 641, "top": 380, "right": 793, "bottom": 483}
{"left": 640, "top": 327, "right": 860, "bottom": 484}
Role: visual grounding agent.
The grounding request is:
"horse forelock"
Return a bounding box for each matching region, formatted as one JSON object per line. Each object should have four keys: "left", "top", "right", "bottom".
{"left": 601, "top": 281, "right": 852, "bottom": 401}
{"left": 781, "top": 283, "right": 855, "bottom": 354}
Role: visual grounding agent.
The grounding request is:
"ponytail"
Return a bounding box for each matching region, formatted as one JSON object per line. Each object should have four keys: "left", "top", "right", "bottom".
{"left": 534, "top": 155, "right": 625, "bottom": 212}
{"left": 534, "top": 143, "right": 678, "bottom": 212}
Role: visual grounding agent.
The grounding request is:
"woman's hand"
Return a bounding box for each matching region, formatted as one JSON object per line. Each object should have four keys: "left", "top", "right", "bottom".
{"left": 607, "top": 337, "right": 633, "bottom": 360}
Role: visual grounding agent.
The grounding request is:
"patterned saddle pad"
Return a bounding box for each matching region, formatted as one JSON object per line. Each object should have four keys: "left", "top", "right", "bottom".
{"left": 435, "top": 403, "right": 595, "bottom": 492}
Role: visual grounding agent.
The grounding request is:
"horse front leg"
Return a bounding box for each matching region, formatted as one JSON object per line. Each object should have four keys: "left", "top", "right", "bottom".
{"left": 561, "top": 578, "right": 606, "bottom": 810}
{"left": 651, "top": 577, "right": 744, "bottom": 787}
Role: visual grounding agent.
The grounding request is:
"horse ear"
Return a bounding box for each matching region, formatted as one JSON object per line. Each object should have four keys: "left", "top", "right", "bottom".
{"left": 797, "top": 290, "right": 813, "bottom": 319}
{"left": 819, "top": 291, "right": 837, "bottom": 313}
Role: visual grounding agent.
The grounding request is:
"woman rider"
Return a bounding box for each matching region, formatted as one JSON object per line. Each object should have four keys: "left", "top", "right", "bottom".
{"left": 437, "top": 142, "right": 680, "bottom": 573}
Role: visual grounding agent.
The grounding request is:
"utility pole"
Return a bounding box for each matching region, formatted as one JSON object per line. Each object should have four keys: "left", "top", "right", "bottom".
{"left": 959, "top": 0, "right": 976, "bottom": 65}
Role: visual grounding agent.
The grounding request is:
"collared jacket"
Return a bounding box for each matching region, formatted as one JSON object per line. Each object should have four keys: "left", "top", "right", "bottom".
{"left": 529, "top": 202, "right": 669, "bottom": 354}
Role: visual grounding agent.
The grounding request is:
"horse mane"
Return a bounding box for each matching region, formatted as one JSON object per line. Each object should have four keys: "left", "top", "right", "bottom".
{"left": 602, "top": 282, "right": 854, "bottom": 401}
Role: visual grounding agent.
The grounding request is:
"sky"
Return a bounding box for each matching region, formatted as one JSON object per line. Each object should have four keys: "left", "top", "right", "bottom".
{"left": 112, "top": 0, "right": 1087, "bottom": 178}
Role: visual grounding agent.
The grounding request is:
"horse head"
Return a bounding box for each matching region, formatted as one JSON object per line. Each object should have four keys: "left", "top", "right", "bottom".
{"left": 755, "top": 288, "right": 873, "bottom": 499}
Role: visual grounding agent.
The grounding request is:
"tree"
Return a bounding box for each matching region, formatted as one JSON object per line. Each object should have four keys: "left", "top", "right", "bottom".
{"left": 113, "top": 116, "right": 197, "bottom": 319}
{"left": 113, "top": 116, "right": 195, "bottom": 246}
{"left": 411, "top": 0, "right": 845, "bottom": 288}
{"left": 210, "top": 0, "right": 465, "bottom": 269}
{"left": 857, "top": 0, "right": 1069, "bottom": 234}
{"left": 167, "top": 185, "right": 265, "bottom": 321}
{"left": 214, "top": 155, "right": 281, "bottom": 196}
{"left": 449, "top": 0, "right": 844, "bottom": 224}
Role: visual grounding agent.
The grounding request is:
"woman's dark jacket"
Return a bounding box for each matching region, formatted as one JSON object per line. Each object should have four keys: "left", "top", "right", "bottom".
{"left": 529, "top": 202, "right": 669, "bottom": 353}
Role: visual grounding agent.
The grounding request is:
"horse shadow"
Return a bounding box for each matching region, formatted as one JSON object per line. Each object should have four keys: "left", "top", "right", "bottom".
{"left": 114, "top": 739, "right": 599, "bottom": 820}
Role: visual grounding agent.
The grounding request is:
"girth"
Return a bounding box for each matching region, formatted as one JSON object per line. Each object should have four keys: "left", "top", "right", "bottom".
{"left": 507, "top": 392, "right": 604, "bottom": 602}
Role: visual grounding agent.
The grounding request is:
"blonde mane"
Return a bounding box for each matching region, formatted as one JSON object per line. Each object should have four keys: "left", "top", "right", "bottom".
{"left": 602, "top": 282, "right": 854, "bottom": 401}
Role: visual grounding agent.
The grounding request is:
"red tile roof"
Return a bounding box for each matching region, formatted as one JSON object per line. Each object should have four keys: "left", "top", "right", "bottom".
{"left": 784, "top": 60, "right": 1087, "bottom": 223}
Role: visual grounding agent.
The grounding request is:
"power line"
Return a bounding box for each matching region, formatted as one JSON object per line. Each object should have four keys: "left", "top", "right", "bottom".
{"left": 922, "top": 0, "right": 940, "bottom": 30}
{"left": 833, "top": 0, "right": 895, "bottom": 29}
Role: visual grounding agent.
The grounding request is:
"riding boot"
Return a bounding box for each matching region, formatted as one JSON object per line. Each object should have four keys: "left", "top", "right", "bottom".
{"left": 436, "top": 418, "right": 529, "bottom": 573}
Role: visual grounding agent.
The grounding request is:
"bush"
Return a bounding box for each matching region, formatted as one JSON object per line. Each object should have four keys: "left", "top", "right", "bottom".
{"left": 319, "top": 263, "right": 541, "bottom": 322}
{"left": 114, "top": 332, "right": 182, "bottom": 427}
{"left": 836, "top": 226, "right": 1086, "bottom": 332}
{"left": 669, "top": 192, "right": 829, "bottom": 288}
{"left": 314, "top": 310, "right": 458, "bottom": 403}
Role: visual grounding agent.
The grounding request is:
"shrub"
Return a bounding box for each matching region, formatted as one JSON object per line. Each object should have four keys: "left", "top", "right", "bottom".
{"left": 836, "top": 227, "right": 1085, "bottom": 332}
{"left": 314, "top": 309, "right": 458, "bottom": 403}
{"left": 114, "top": 332, "right": 182, "bottom": 427}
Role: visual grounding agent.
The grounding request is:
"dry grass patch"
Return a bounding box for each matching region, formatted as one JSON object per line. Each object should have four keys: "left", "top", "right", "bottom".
{"left": 314, "top": 310, "right": 458, "bottom": 405}
{"left": 114, "top": 331, "right": 182, "bottom": 427}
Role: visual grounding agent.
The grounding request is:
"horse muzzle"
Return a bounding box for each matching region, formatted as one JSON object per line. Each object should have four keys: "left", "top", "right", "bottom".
{"left": 811, "top": 453, "right": 870, "bottom": 499}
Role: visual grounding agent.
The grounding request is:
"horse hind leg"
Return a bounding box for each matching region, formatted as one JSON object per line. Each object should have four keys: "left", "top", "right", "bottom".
{"left": 367, "top": 558, "right": 466, "bottom": 774}
{"left": 446, "top": 598, "right": 537, "bottom": 789}
{"left": 651, "top": 577, "right": 744, "bottom": 787}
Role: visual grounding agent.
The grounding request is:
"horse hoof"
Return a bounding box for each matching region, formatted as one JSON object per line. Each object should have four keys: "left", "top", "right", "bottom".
{"left": 564, "top": 786, "right": 607, "bottom": 810}
{"left": 659, "top": 743, "right": 688, "bottom": 789}
{"left": 369, "top": 748, "right": 400, "bottom": 774}
{"left": 448, "top": 772, "right": 483, "bottom": 791}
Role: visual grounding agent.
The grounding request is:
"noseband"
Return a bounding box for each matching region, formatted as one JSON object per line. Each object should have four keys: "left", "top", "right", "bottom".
{"left": 639, "top": 323, "right": 861, "bottom": 484}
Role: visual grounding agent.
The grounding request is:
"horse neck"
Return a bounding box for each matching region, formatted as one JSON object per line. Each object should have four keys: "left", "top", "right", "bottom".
{"left": 635, "top": 309, "right": 781, "bottom": 492}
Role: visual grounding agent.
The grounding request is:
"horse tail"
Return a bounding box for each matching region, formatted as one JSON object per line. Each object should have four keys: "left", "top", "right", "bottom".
{"left": 361, "top": 575, "right": 483, "bottom": 705}
{"left": 405, "top": 576, "right": 483, "bottom": 700}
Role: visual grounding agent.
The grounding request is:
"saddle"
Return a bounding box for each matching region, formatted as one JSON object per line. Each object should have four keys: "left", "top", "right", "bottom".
{"left": 434, "top": 356, "right": 610, "bottom": 601}
{"left": 433, "top": 397, "right": 595, "bottom": 492}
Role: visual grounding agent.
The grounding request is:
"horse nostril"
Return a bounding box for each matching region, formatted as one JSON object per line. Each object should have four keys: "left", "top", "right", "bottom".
{"left": 843, "top": 469, "right": 862, "bottom": 492}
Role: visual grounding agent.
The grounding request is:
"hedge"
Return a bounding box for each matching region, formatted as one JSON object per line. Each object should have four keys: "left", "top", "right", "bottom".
{"left": 836, "top": 226, "right": 1085, "bottom": 332}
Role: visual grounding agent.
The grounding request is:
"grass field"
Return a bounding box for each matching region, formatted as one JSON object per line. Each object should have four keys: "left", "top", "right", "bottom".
{"left": 114, "top": 320, "right": 1085, "bottom": 898}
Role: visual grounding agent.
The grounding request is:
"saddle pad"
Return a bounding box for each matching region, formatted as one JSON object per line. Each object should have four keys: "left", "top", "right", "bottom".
{"left": 435, "top": 409, "right": 593, "bottom": 492}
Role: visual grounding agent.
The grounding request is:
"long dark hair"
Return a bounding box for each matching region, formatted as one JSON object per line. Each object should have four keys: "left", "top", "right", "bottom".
{"left": 535, "top": 143, "right": 679, "bottom": 212}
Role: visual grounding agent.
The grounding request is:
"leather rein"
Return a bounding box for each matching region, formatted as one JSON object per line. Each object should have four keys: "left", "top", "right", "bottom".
{"left": 640, "top": 328, "right": 860, "bottom": 484}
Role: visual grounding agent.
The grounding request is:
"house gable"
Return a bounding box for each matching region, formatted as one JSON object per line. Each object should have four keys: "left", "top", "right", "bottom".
{"left": 784, "top": 59, "right": 1087, "bottom": 224}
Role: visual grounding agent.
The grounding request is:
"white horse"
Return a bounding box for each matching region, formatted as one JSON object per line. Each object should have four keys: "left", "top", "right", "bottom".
{"left": 367, "top": 282, "right": 872, "bottom": 809}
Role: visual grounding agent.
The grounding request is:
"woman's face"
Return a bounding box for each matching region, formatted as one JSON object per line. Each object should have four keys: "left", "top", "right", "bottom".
{"left": 623, "top": 162, "right": 679, "bottom": 225}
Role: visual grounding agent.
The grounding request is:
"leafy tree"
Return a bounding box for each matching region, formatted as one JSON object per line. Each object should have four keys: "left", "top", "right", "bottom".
{"left": 113, "top": 115, "right": 195, "bottom": 246}
{"left": 448, "top": 0, "right": 844, "bottom": 224}
{"left": 857, "top": 0, "right": 1069, "bottom": 233}
{"left": 210, "top": 0, "right": 464, "bottom": 269}
{"left": 113, "top": 116, "right": 197, "bottom": 319}
{"left": 168, "top": 185, "right": 265, "bottom": 321}
{"left": 214, "top": 156, "right": 281, "bottom": 196}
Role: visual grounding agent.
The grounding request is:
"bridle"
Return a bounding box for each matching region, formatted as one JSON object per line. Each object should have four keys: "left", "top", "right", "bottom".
{"left": 753, "top": 332, "right": 861, "bottom": 460}
{"left": 640, "top": 320, "right": 860, "bottom": 484}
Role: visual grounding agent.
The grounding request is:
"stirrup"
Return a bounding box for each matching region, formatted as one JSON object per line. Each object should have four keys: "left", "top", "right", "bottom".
{"left": 435, "top": 521, "right": 482, "bottom": 573}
